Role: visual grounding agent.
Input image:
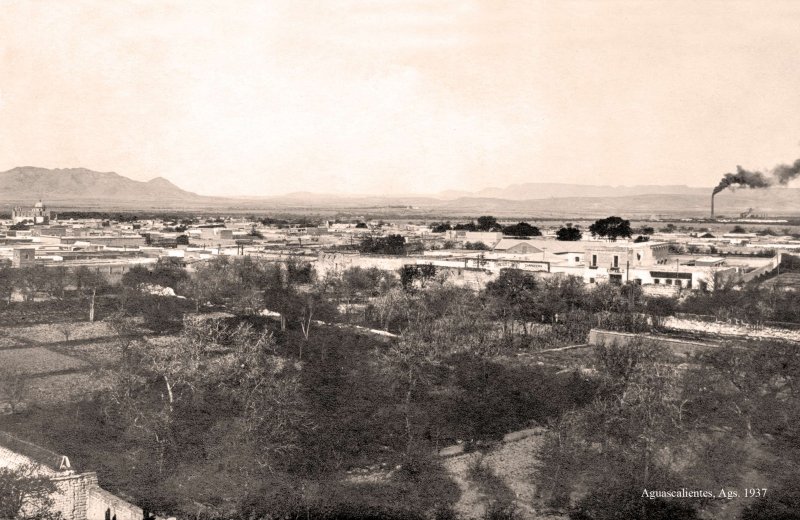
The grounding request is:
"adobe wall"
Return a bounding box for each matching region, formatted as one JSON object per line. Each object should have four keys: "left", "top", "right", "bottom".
{"left": 436, "top": 266, "right": 497, "bottom": 289}
{"left": 740, "top": 253, "right": 781, "bottom": 283}
{"left": 87, "top": 487, "right": 144, "bottom": 520}
{"left": 315, "top": 252, "right": 408, "bottom": 277}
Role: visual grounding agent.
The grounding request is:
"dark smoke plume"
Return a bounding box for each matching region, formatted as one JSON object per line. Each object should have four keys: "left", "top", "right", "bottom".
{"left": 713, "top": 158, "right": 800, "bottom": 195}
{"left": 773, "top": 158, "right": 800, "bottom": 184}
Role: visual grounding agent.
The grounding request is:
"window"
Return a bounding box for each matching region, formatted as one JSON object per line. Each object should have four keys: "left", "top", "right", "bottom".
{"left": 654, "top": 279, "right": 660, "bottom": 284}
{"left": 613, "top": 255, "right": 619, "bottom": 268}
{"left": 575, "top": 256, "right": 580, "bottom": 262}
{"left": 666, "top": 279, "right": 673, "bottom": 285}
{"left": 592, "top": 254, "right": 597, "bottom": 267}
{"left": 589, "top": 278, "right": 595, "bottom": 283}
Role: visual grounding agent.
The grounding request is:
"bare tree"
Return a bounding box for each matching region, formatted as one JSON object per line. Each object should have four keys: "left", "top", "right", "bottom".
{"left": 382, "top": 332, "right": 441, "bottom": 456}
{"left": 0, "top": 366, "right": 30, "bottom": 413}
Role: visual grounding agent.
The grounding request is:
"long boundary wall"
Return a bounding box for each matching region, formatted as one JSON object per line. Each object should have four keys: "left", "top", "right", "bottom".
{"left": 587, "top": 329, "right": 720, "bottom": 357}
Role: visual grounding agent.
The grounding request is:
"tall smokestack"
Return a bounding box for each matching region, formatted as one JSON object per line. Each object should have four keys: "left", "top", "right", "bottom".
{"left": 713, "top": 158, "right": 800, "bottom": 196}
{"left": 711, "top": 192, "right": 715, "bottom": 220}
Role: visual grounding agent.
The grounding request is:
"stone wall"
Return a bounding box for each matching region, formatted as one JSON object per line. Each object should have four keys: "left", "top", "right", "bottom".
{"left": 51, "top": 472, "right": 98, "bottom": 520}
{"left": 587, "top": 329, "right": 719, "bottom": 358}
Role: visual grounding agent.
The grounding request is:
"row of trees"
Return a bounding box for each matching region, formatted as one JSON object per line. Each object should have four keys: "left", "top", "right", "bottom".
{"left": 431, "top": 217, "right": 542, "bottom": 237}
{"left": 0, "top": 265, "right": 108, "bottom": 304}
{"left": 430, "top": 215, "right": 637, "bottom": 242}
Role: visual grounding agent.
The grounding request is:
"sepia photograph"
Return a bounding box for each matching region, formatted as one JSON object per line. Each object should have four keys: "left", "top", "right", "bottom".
{"left": 1, "top": 1, "right": 800, "bottom": 519}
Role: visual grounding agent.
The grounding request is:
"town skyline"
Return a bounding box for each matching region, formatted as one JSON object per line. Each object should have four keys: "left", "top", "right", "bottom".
{"left": 2, "top": 1, "right": 800, "bottom": 196}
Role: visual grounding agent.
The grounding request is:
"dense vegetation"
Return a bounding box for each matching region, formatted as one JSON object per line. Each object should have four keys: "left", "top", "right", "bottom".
{"left": 1, "top": 257, "right": 799, "bottom": 519}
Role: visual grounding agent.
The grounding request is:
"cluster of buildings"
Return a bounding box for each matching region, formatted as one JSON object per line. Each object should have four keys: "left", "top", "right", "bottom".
{"left": 1, "top": 201, "right": 794, "bottom": 294}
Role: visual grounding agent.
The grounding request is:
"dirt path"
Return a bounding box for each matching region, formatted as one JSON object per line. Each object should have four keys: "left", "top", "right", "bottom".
{"left": 441, "top": 434, "right": 565, "bottom": 520}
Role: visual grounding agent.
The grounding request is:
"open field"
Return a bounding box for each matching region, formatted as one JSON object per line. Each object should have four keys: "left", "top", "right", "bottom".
{"left": 0, "top": 321, "right": 118, "bottom": 344}
{"left": 0, "top": 347, "right": 88, "bottom": 375}
{"left": 55, "top": 340, "right": 125, "bottom": 367}
{"left": 27, "top": 371, "right": 116, "bottom": 404}
{"left": 0, "top": 319, "right": 152, "bottom": 407}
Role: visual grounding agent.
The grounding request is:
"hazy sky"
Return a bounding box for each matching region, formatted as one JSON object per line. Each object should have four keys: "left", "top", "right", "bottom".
{"left": 2, "top": 0, "right": 800, "bottom": 196}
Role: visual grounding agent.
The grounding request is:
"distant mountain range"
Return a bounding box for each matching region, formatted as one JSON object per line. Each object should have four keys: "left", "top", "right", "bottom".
{"left": 0, "top": 167, "right": 203, "bottom": 203}
{"left": 0, "top": 167, "right": 798, "bottom": 217}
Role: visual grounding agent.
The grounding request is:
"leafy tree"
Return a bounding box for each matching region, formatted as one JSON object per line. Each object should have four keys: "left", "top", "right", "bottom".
{"left": 589, "top": 216, "right": 632, "bottom": 241}
{"left": 12, "top": 266, "right": 51, "bottom": 301}
{"left": 502, "top": 222, "right": 541, "bottom": 237}
{"left": 430, "top": 222, "right": 452, "bottom": 233}
{"left": 121, "top": 260, "right": 188, "bottom": 291}
{"left": 536, "top": 340, "right": 719, "bottom": 518}
{"left": 151, "top": 258, "right": 190, "bottom": 288}
{"left": 36, "top": 266, "right": 68, "bottom": 300}
{"left": 485, "top": 269, "right": 539, "bottom": 340}
{"left": 372, "top": 286, "right": 409, "bottom": 332}
{"left": 262, "top": 263, "right": 293, "bottom": 330}
{"left": 73, "top": 267, "right": 109, "bottom": 322}
{"left": 454, "top": 222, "right": 478, "bottom": 231}
{"left": 637, "top": 225, "right": 655, "bottom": 235}
{"left": 399, "top": 264, "right": 437, "bottom": 291}
{"left": 645, "top": 296, "right": 676, "bottom": 328}
{"left": 556, "top": 225, "right": 582, "bottom": 241}
{"left": 780, "top": 253, "right": 800, "bottom": 272}
{"left": 731, "top": 225, "right": 748, "bottom": 234}
{"left": 140, "top": 295, "right": 186, "bottom": 333}
{"left": 295, "top": 290, "right": 336, "bottom": 347}
{"left": 0, "top": 266, "right": 13, "bottom": 304}
{"left": 335, "top": 267, "right": 388, "bottom": 317}
{"left": 382, "top": 331, "right": 442, "bottom": 455}
{"left": 285, "top": 260, "right": 316, "bottom": 286}
{"left": 0, "top": 464, "right": 63, "bottom": 520}
{"left": 359, "top": 234, "right": 406, "bottom": 255}
{"left": 476, "top": 216, "right": 502, "bottom": 232}
{"left": 122, "top": 265, "right": 153, "bottom": 289}
{"left": 463, "top": 241, "right": 491, "bottom": 251}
